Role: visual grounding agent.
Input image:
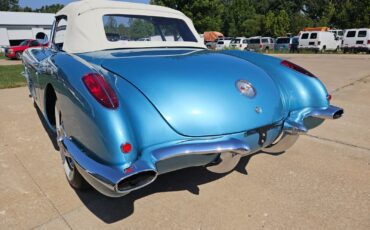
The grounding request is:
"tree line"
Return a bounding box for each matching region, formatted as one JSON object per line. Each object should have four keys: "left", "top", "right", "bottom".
{"left": 0, "top": 0, "right": 63, "bottom": 13}
{"left": 151, "top": 0, "right": 370, "bottom": 37}
{"left": 1, "top": 0, "right": 369, "bottom": 37}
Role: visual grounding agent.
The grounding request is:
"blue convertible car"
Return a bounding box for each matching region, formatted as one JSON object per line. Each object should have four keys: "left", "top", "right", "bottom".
{"left": 22, "top": 1, "right": 343, "bottom": 197}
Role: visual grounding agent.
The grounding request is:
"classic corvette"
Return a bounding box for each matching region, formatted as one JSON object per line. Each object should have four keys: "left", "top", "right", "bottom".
{"left": 22, "top": 1, "right": 343, "bottom": 197}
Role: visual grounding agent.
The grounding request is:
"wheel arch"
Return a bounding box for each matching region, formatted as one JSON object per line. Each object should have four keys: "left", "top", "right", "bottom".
{"left": 44, "top": 83, "right": 57, "bottom": 129}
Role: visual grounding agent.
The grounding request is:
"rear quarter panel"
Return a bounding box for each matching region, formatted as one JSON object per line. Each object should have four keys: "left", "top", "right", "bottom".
{"left": 221, "top": 50, "right": 329, "bottom": 112}
{"left": 36, "top": 52, "right": 183, "bottom": 167}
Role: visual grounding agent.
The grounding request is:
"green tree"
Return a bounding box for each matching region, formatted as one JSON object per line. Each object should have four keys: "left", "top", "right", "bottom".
{"left": 263, "top": 11, "right": 275, "bottom": 36}
{"left": 34, "top": 4, "right": 64, "bottom": 13}
{"left": 0, "top": 0, "right": 19, "bottom": 11}
{"left": 274, "top": 10, "right": 290, "bottom": 36}
{"left": 289, "top": 13, "right": 313, "bottom": 34}
{"left": 222, "top": 0, "right": 259, "bottom": 37}
{"left": 151, "top": 0, "right": 224, "bottom": 33}
{"left": 332, "top": 0, "right": 370, "bottom": 28}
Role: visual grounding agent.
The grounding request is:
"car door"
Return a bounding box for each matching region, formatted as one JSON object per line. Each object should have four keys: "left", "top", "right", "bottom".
{"left": 299, "top": 33, "right": 309, "bottom": 47}
{"left": 343, "top": 30, "right": 357, "bottom": 48}
{"left": 356, "top": 30, "right": 367, "bottom": 47}
{"left": 309, "top": 32, "right": 318, "bottom": 47}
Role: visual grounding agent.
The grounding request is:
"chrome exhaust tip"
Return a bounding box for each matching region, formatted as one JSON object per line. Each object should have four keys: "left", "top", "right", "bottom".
{"left": 310, "top": 105, "right": 344, "bottom": 120}
{"left": 332, "top": 108, "right": 344, "bottom": 119}
{"left": 115, "top": 170, "right": 157, "bottom": 193}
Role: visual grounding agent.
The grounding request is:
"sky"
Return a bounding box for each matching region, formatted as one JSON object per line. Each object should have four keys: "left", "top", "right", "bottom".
{"left": 19, "top": 0, "right": 149, "bottom": 9}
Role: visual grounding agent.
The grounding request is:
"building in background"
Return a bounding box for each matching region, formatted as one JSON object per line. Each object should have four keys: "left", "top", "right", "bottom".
{"left": 0, "top": 11, "right": 55, "bottom": 47}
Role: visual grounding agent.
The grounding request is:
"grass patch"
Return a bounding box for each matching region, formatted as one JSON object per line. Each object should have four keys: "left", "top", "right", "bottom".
{"left": 0, "top": 65, "right": 26, "bottom": 89}
{"left": 0, "top": 53, "right": 6, "bottom": 59}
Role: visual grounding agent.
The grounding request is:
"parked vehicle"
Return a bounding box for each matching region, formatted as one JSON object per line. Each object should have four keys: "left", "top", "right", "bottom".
{"left": 229, "top": 37, "right": 249, "bottom": 50}
{"left": 0, "top": 45, "right": 9, "bottom": 54}
{"left": 290, "top": 36, "right": 299, "bottom": 53}
{"left": 22, "top": 0, "right": 343, "bottom": 198}
{"left": 215, "top": 37, "right": 233, "bottom": 50}
{"left": 329, "top": 29, "right": 344, "bottom": 40}
{"left": 298, "top": 31, "right": 340, "bottom": 52}
{"left": 248, "top": 36, "right": 275, "bottom": 52}
{"left": 5, "top": 39, "right": 46, "bottom": 59}
{"left": 275, "top": 37, "right": 293, "bottom": 52}
{"left": 204, "top": 31, "right": 224, "bottom": 49}
{"left": 342, "top": 28, "right": 370, "bottom": 53}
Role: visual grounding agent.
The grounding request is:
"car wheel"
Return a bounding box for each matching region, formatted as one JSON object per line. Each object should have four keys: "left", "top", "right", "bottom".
{"left": 55, "top": 102, "right": 89, "bottom": 190}
{"left": 16, "top": 52, "right": 22, "bottom": 60}
{"left": 321, "top": 46, "right": 326, "bottom": 53}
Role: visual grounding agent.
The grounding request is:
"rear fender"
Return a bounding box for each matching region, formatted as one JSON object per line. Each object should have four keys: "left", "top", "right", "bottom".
{"left": 221, "top": 51, "right": 329, "bottom": 112}
{"left": 49, "top": 53, "right": 143, "bottom": 167}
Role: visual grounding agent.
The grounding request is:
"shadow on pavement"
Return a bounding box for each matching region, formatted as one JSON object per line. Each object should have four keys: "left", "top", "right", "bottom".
{"left": 35, "top": 104, "right": 59, "bottom": 150}
{"left": 33, "top": 100, "right": 286, "bottom": 223}
{"left": 73, "top": 153, "right": 280, "bottom": 223}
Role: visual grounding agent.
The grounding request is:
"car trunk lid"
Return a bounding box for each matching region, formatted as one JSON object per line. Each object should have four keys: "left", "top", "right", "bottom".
{"left": 97, "top": 49, "right": 284, "bottom": 137}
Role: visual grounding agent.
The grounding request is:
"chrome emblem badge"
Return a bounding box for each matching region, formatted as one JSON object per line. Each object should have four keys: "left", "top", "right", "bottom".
{"left": 236, "top": 80, "right": 256, "bottom": 98}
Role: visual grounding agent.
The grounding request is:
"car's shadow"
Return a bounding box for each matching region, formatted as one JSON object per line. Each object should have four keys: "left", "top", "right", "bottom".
{"left": 74, "top": 151, "right": 284, "bottom": 224}
{"left": 35, "top": 104, "right": 59, "bottom": 150}
{"left": 34, "top": 103, "right": 285, "bottom": 223}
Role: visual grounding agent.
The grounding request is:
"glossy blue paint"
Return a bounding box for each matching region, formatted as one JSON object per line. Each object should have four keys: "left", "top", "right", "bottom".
{"left": 79, "top": 49, "right": 285, "bottom": 137}
{"left": 22, "top": 46, "right": 340, "bottom": 197}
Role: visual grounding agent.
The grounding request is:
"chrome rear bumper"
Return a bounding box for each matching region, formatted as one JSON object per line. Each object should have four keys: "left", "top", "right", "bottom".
{"left": 62, "top": 137, "right": 251, "bottom": 197}
{"left": 62, "top": 105, "right": 343, "bottom": 197}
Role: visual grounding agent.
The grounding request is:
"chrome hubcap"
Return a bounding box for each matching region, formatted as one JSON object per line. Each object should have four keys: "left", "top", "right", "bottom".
{"left": 55, "top": 107, "right": 75, "bottom": 180}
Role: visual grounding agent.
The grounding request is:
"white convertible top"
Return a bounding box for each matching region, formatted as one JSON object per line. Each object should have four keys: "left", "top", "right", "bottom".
{"left": 56, "top": 0, "right": 204, "bottom": 53}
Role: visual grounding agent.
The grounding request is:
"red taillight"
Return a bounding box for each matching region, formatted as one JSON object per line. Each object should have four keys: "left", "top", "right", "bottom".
{"left": 124, "top": 166, "right": 133, "bottom": 174}
{"left": 121, "top": 143, "right": 132, "bottom": 153}
{"left": 368, "top": 40, "right": 370, "bottom": 44}
{"left": 82, "top": 73, "right": 119, "bottom": 109}
{"left": 327, "top": 94, "right": 332, "bottom": 101}
{"left": 259, "top": 44, "right": 262, "bottom": 48}
{"left": 281, "top": 60, "right": 317, "bottom": 78}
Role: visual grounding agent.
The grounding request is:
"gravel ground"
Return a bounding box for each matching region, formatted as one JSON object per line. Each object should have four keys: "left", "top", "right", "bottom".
{"left": 0, "top": 54, "right": 369, "bottom": 230}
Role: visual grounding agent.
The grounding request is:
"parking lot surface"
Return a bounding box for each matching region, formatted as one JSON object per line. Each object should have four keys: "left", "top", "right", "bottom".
{"left": 0, "top": 54, "right": 369, "bottom": 230}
